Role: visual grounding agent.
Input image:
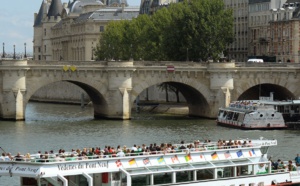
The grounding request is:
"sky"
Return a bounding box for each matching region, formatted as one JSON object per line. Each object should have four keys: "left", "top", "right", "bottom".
{"left": 0, "top": 0, "right": 140, "bottom": 54}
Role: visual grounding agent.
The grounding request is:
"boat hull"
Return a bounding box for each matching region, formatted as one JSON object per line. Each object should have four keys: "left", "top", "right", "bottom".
{"left": 217, "top": 121, "right": 288, "bottom": 130}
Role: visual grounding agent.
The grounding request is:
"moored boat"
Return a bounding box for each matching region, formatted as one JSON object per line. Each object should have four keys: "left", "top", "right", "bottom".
{"left": 217, "top": 100, "right": 287, "bottom": 130}
{"left": 1, "top": 138, "right": 300, "bottom": 186}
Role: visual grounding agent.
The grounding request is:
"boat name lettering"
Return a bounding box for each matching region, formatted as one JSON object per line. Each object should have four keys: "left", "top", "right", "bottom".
{"left": 57, "top": 162, "right": 107, "bottom": 171}
{"left": 14, "top": 167, "right": 39, "bottom": 173}
{"left": 261, "top": 141, "right": 277, "bottom": 146}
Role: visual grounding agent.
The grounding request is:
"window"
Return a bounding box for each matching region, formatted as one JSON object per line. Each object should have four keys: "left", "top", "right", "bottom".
{"left": 100, "top": 26, "right": 104, "bottom": 32}
{"left": 38, "top": 47, "right": 41, "bottom": 53}
{"left": 44, "top": 28, "right": 46, "bottom": 36}
{"left": 44, "top": 45, "right": 46, "bottom": 52}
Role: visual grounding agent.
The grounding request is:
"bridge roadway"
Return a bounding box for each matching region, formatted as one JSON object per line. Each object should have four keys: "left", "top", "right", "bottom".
{"left": 0, "top": 59, "right": 300, "bottom": 120}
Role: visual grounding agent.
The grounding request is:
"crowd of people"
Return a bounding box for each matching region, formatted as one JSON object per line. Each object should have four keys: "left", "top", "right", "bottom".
{"left": 270, "top": 154, "right": 300, "bottom": 172}
{"left": 0, "top": 139, "right": 255, "bottom": 162}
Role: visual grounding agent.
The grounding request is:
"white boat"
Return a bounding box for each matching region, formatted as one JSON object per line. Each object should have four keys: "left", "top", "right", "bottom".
{"left": 255, "top": 93, "right": 300, "bottom": 122}
{"left": 1, "top": 138, "right": 300, "bottom": 186}
{"left": 217, "top": 100, "right": 287, "bottom": 130}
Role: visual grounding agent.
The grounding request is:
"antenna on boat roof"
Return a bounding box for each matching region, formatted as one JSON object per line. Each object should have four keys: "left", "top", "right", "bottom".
{"left": 0, "top": 147, "right": 7, "bottom": 154}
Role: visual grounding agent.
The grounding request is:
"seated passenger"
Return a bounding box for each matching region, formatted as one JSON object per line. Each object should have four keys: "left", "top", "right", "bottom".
{"left": 0, "top": 153, "right": 5, "bottom": 161}
{"left": 295, "top": 154, "right": 300, "bottom": 166}
{"left": 14, "top": 152, "right": 23, "bottom": 161}
{"left": 278, "top": 161, "right": 286, "bottom": 170}
{"left": 116, "top": 149, "right": 125, "bottom": 157}
{"left": 288, "top": 160, "right": 297, "bottom": 171}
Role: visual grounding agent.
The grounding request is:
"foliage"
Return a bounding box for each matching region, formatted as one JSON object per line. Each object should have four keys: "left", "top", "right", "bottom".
{"left": 95, "top": 0, "right": 234, "bottom": 61}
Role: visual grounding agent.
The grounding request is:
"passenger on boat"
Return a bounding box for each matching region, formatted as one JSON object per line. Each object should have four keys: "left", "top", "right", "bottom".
{"left": 0, "top": 153, "right": 5, "bottom": 161}
{"left": 271, "top": 159, "right": 281, "bottom": 170}
{"left": 116, "top": 149, "right": 125, "bottom": 157}
{"left": 179, "top": 141, "right": 186, "bottom": 150}
{"left": 24, "top": 153, "right": 31, "bottom": 162}
{"left": 295, "top": 154, "right": 300, "bottom": 166}
{"left": 278, "top": 161, "right": 286, "bottom": 170}
{"left": 288, "top": 160, "right": 297, "bottom": 171}
{"left": 14, "top": 152, "right": 23, "bottom": 161}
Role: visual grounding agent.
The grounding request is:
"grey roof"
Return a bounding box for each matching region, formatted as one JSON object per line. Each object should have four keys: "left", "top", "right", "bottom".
{"left": 47, "top": 0, "right": 63, "bottom": 18}
{"left": 34, "top": 1, "right": 47, "bottom": 27}
{"left": 71, "top": 7, "right": 139, "bottom": 24}
{"left": 108, "top": 0, "right": 128, "bottom": 6}
{"left": 69, "top": 0, "right": 104, "bottom": 13}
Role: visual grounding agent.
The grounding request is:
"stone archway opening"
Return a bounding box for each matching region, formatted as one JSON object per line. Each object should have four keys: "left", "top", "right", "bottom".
{"left": 26, "top": 81, "right": 108, "bottom": 120}
{"left": 238, "top": 83, "right": 294, "bottom": 101}
{"left": 133, "top": 82, "right": 211, "bottom": 118}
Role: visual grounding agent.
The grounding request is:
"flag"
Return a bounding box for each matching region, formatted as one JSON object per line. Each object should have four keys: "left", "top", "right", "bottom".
{"left": 211, "top": 152, "right": 218, "bottom": 160}
{"left": 200, "top": 154, "right": 203, "bottom": 159}
{"left": 115, "top": 160, "right": 122, "bottom": 167}
{"left": 171, "top": 155, "right": 179, "bottom": 163}
{"left": 236, "top": 150, "right": 243, "bottom": 157}
{"left": 185, "top": 154, "right": 192, "bottom": 162}
{"left": 249, "top": 149, "right": 255, "bottom": 157}
{"left": 129, "top": 158, "right": 136, "bottom": 166}
{"left": 224, "top": 151, "right": 231, "bottom": 159}
{"left": 143, "top": 158, "right": 150, "bottom": 165}
{"left": 157, "top": 156, "right": 165, "bottom": 164}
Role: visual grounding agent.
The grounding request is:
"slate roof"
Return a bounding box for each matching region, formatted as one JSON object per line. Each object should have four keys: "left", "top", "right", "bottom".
{"left": 47, "top": 0, "right": 63, "bottom": 18}
{"left": 72, "top": 7, "right": 139, "bottom": 24}
{"left": 69, "top": 0, "right": 104, "bottom": 13}
{"left": 34, "top": 1, "right": 47, "bottom": 27}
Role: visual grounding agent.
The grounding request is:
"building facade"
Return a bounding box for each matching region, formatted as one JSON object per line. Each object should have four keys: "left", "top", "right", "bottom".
{"left": 223, "top": 0, "right": 249, "bottom": 62}
{"left": 248, "top": 0, "right": 285, "bottom": 61}
{"left": 33, "top": 0, "right": 139, "bottom": 61}
{"left": 269, "top": 0, "right": 300, "bottom": 63}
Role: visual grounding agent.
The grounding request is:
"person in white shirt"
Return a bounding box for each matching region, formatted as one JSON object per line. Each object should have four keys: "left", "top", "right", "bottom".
{"left": 116, "top": 149, "right": 125, "bottom": 157}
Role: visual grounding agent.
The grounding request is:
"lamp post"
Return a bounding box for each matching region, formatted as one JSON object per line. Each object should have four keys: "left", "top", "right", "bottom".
{"left": 2, "top": 42, "right": 5, "bottom": 58}
{"left": 91, "top": 46, "right": 94, "bottom": 60}
{"left": 13, "top": 45, "right": 16, "bottom": 59}
{"left": 24, "top": 43, "right": 27, "bottom": 58}
{"left": 186, "top": 48, "right": 189, "bottom": 62}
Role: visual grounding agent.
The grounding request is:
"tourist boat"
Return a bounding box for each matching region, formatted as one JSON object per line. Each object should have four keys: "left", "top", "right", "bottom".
{"left": 1, "top": 138, "right": 300, "bottom": 186}
{"left": 217, "top": 100, "right": 287, "bottom": 130}
{"left": 256, "top": 93, "right": 300, "bottom": 122}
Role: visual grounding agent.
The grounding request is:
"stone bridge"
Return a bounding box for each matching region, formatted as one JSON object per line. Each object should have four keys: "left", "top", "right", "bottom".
{"left": 1, "top": 59, "right": 300, "bottom": 120}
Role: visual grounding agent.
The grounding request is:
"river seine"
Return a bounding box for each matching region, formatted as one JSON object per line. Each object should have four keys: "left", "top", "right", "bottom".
{"left": 1, "top": 102, "right": 300, "bottom": 185}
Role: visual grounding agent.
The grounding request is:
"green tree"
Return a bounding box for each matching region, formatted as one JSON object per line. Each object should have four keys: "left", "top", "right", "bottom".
{"left": 95, "top": 0, "right": 234, "bottom": 62}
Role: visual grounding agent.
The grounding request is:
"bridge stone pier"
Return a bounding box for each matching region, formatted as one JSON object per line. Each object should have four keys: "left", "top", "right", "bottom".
{"left": 1, "top": 59, "right": 300, "bottom": 120}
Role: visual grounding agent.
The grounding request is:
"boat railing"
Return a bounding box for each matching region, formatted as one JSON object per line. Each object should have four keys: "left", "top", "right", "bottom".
{"left": 1, "top": 144, "right": 262, "bottom": 163}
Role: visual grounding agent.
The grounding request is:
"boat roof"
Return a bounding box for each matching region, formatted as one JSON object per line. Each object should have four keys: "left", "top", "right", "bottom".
{"left": 0, "top": 139, "right": 276, "bottom": 178}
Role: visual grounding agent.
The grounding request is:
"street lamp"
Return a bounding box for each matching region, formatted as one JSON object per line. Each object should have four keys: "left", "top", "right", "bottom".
{"left": 186, "top": 48, "right": 189, "bottom": 62}
{"left": 24, "top": 43, "right": 27, "bottom": 58}
{"left": 2, "top": 42, "right": 5, "bottom": 58}
{"left": 91, "top": 46, "right": 94, "bottom": 60}
{"left": 13, "top": 45, "right": 16, "bottom": 59}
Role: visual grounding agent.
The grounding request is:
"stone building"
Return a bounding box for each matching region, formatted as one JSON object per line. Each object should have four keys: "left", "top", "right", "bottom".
{"left": 248, "top": 0, "right": 285, "bottom": 60}
{"left": 223, "top": 0, "right": 249, "bottom": 62}
{"left": 139, "top": 0, "right": 177, "bottom": 14}
{"left": 269, "top": 0, "right": 300, "bottom": 63}
{"left": 33, "top": 0, "right": 139, "bottom": 61}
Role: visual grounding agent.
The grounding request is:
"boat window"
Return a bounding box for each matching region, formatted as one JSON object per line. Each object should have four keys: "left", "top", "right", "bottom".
{"left": 227, "top": 112, "right": 234, "bottom": 120}
{"left": 260, "top": 114, "right": 263, "bottom": 117}
{"left": 233, "top": 113, "right": 239, "bottom": 121}
{"left": 223, "top": 111, "right": 228, "bottom": 117}
{"left": 218, "top": 110, "right": 223, "bottom": 117}
{"left": 271, "top": 114, "right": 274, "bottom": 117}
{"left": 112, "top": 172, "right": 120, "bottom": 180}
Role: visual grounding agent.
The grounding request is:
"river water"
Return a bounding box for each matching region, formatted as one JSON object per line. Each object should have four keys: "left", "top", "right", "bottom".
{"left": 1, "top": 102, "right": 300, "bottom": 185}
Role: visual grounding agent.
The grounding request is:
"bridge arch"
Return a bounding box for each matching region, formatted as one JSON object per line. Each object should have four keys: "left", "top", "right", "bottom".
{"left": 131, "top": 78, "right": 212, "bottom": 118}
{"left": 25, "top": 78, "right": 109, "bottom": 119}
{"left": 234, "top": 77, "right": 298, "bottom": 101}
